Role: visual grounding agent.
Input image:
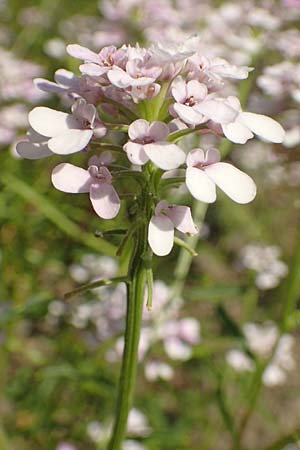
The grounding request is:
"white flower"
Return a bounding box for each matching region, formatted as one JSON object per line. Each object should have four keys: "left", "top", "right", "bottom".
{"left": 148, "top": 200, "right": 198, "bottom": 256}
{"left": 196, "top": 96, "right": 285, "bottom": 144}
{"left": 185, "top": 148, "right": 256, "bottom": 204}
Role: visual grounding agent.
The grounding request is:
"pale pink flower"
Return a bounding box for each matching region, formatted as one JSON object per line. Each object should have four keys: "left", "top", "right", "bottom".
{"left": 148, "top": 200, "right": 198, "bottom": 256}
{"left": 283, "top": 0, "right": 300, "bottom": 7}
{"left": 16, "top": 128, "right": 54, "bottom": 159}
{"left": 150, "top": 35, "right": 200, "bottom": 63}
{"left": 187, "top": 55, "right": 253, "bottom": 91}
{"left": 27, "top": 98, "right": 106, "bottom": 155}
{"left": 196, "top": 96, "right": 285, "bottom": 144}
{"left": 34, "top": 69, "right": 103, "bottom": 104}
{"left": 170, "top": 78, "right": 208, "bottom": 125}
{"left": 108, "top": 58, "right": 161, "bottom": 89}
{"left": 129, "top": 83, "right": 161, "bottom": 103}
{"left": 67, "top": 44, "right": 127, "bottom": 77}
{"left": 185, "top": 148, "right": 256, "bottom": 204}
{"left": 56, "top": 444, "right": 77, "bottom": 450}
{"left": 144, "top": 360, "right": 174, "bottom": 381}
{"left": 51, "top": 157, "right": 120, "bottom": 219}
{"left": 123, "top": 119, "right": 185, "bottom": 169}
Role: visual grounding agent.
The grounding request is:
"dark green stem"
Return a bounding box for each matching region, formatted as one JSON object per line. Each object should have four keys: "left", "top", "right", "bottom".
{"left": 107, "top": 262, "right": 146, "bottom": 450}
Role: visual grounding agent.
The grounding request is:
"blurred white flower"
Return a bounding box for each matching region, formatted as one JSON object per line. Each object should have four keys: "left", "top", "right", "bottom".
{"left": 127, "top": 408, "right": 152, "bottom": 437}
{"left": 240, "top": 243, "right": 288, "bottom": 290}
{"left": 226, "top": 323, "right": 296, "bottom": 387}
{"left": 226, "top": 349, "right": 254, "bottom": 372}
{"left": 144, "top": 360, "right": 174, "bottom": 381}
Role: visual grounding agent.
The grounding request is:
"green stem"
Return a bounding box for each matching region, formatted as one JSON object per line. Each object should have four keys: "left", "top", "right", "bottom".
{"left": 281, "top": 226, "right": 300, "bottom": 332}
{"left": 259, "top": 427, "right": 300, "bottom": 450}
{"left": 107, "top": 257, "right": 146, "bottom": 450}
{"left": 64, "top": 276, "right": 128, "bottom": 300}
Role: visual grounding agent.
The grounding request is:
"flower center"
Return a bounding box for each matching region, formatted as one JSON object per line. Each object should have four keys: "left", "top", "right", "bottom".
{"left": 142, "top": 136, "right": 154, "bottom": 144}
{"left": 103, "top": 55, "right": 114, "bottom": 67}
{"left": 185, "top": 96, "right": 196, "bottom": 107}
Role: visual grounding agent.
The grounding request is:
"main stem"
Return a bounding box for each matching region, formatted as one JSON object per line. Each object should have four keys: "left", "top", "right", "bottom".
{"left": 107, "top": 228, "right": 148, "bottom": 450}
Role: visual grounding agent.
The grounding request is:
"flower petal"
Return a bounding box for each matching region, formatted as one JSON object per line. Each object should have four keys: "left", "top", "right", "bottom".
{"left": 89, "top": 183, "right": 120, "bottom": 219}
{"left": 148, "top": 215, "right": 174, "bottom": 256}
{"left": 16, "top": 141, "right": 53, "bottom": 159}
{"left": 29, "top": 107, "right": 79, "bottom": 137}
{"left": 239, "top": 112, "right": 285, "bottom": 143}
{"left": 107, "top": 67, "right": 132, "bottom": 88}
{"left": 66, "top": 44, "right": 100, "bottom": 63}
{"left": 166, "top": 206, "right": 198, "bottom": 234}
{"left": 171, "top": 79, "right": 187, "bottom": 103}
{"left": 51, "top": 163, "right": 92, "bottom": 193}
{"left": 144, "top": 142, "right": 186, "bottom": 170}
{"left": 148, "top": 121, "right": 169, "bottom": 141}
{"left": 195, "top": 100, "right": 237, "bottom": 124}
{"left": 186, "top": 148, "right": 205, "bottom": 167}
{"left": 173, "top": 103, "right": 205, "bottom": 125}
{"left": 186, "top": 167, "right": 216, "bottom": 203}
{"left": 205, "top": 162, "right": 256, "bottom": 204}
{"left": 128, "top": 119, "right": 149, "bottom": 141}
{"left": 222, "top": 121, "right": 254, "bottom": 144}
{"left": 205, "top": 148, "right": 221, "bottom": 165}
{"left": 187, "top": 80, "right": 207, "bottom": 101}
{"left": 123, "top": 141, "right": 149, "bottom": 165}
{"left": 79, "top": 63, "right": 108, "bottom": 76}
{"left": 48, "top": 129, "right": 93, "bottom": 154}
{"left": 54, "top": 69, "right": 77, "bottom": 87}
{"left": 34, "top": 78, "right": 67, "bottom": 94}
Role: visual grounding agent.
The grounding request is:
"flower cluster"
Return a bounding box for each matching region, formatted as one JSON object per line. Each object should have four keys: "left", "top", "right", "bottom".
{"left": 17, "top": 38, "right": 285, "bottom": 255}
{"left": 226, "top": 321, "right": 295, "bottom": 387}
{"left": 239, "top": 243, "right": 288, "bottom": 290}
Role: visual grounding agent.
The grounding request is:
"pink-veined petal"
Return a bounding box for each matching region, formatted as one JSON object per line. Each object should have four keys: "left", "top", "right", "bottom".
{"left": 205, "top": 162, "right": 256, "bottom": 204}
{"left": 130, "top": 76, "right": 156, "bottom": 87}
{"left": 148, "top": 121, "right": 169, "bottom": 141}
{"left": 79, "top": 63, "right": 108, "bottom": 76}
{"left": 222, "top": 121, "right": 254, "bottom": 144}
{"left": 48, "top": 129, "right": 93, "bottom": 154}
{"left": 128, "top": 119, "right": 149, "bottom": 141}
{"left": 171, "top": 79, "right": 187, "bottom": 103}
{"left": 205, "top": 148, "right": 221, "bottom": 165}
{"left": 16, "top": 141, "right": 53, "bottom": 159}
{"left": 29, "top": 107, "right": 79, "bottom": 137}
{"left": 107, "top": 68, "right": 132, "bottom": 88}
{"left": 148, "top": 215, "right": 174, "bottom": 256}
{"left": 54, "top": 69, "right": 77, "bottom": 87}
{"left": 89, "top": 183, "right": 120, "bottom": 219}
{"left": 195, "top": 100, "right": 237, "bottom": 124}
{"left": 173, "top": 103, "right": 205, "bottom": 125}
{"left": 187, "top": 80, "right": 207, "bottom": 101}
{"left": 239, "top": 112, "right": 285, "bottom": 143}
{"left": 166, "top": 206, "right": 198, "bottom": 234}
{"left": 123, "top": 142, "right": 149, "bottom": 165}
{"left": 186, "top": 148, "right": 205, "bottom": 167}
{"left": 186, "top": 167, "right": 217, "bottom": 203}
{"left": 51, "top": 163, "right": 92, "bottom": 193}
{"left": 34, "top": 78, "right": 67, "bottom": 94}
{"left": 144, "top": 142, "right": 185, "bottom": 170}
{"left": 66, "top": 44, "right": 100, "bottom": 63}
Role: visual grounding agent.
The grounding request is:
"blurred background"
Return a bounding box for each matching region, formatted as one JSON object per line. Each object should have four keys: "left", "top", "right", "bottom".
{"left": 1, "top": 1, "right": 300, "bottom": 449}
